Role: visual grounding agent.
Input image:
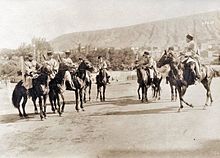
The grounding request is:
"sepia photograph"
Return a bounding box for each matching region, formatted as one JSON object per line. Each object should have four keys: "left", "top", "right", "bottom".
{"left": 0, "top": 0, "right": 220, "bottom": 157}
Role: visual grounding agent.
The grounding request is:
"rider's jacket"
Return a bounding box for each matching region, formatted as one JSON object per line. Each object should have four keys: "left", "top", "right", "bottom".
{"left": 24, "top": 60, "right": 39, "bottom": 76}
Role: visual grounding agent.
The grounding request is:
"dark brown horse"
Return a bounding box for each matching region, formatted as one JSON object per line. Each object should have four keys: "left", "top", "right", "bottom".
{"left": 12, "top": 65, "right": 50, "bottom": 120}
{"left": 157, "top": 51, "right": 216, "bottom": 112}
{"left": 96, "top": 69, "right": 108, "bottom": 102}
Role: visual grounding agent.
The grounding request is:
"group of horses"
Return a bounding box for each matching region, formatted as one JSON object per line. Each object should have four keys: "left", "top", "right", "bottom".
{"left": 12, "top": 51, "right": 218, "bottom": 120}
{"left": 12, "top": 61, "right": 108, "bottom": 120}
{"left": 134, "top": 50, "right": 217, "bottom": 112}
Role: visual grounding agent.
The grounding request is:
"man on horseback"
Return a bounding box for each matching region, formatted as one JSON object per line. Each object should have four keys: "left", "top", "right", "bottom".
{"left": 24, "top": 53, "right": 40, "bottom": 94}
{"left": 61, "top": 50, "right": 76, "bottom": 90}
{"left": 96, "top": 56, "right": 110, "bottom": 84}
{"left": 139, "top": 51, "right": 158, "bottom": 85}
{"left": 44, "top": 51, "right": 59, "bottom": 80}
{"left": 181, "top": 34, "right": 201, "bottom": 81}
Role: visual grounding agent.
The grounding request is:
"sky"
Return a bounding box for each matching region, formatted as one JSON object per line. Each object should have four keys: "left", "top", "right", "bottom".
{"left": 0, "top": 0, "right": 220, "bottom": 49}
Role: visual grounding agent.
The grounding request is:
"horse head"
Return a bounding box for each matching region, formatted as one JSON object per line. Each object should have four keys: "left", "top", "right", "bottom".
{"left": 157, "top": 50, "right": 175, "bottom": 68}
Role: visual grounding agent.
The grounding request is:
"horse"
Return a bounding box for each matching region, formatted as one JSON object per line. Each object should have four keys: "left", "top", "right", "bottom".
{"left": 96, "top": 68, "right": 110, "bottom": 102}
{"left": 12, "top": 80, "right": 28, "bottom": 118}
{"left": 157, "top": 51, "right": 216, "bottom": 111}
{"left": 12, "top": 65, "right": 50, "bottom": 120}
{"left": 73, "top": 60, "right": 94, "bottom": 111}
{"left": 136, "top": 67, "right": 150, "bottom": 102}
{"left": 48, "top": 64, "right": 67, "bottom": 116}
{"left": 151, "top": 73, "right": 163, "bottom": 100}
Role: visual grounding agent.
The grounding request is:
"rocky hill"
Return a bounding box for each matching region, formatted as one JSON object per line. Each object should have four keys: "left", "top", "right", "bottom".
{"left": 50, "top": 10, "right": 220, "bottom": 50}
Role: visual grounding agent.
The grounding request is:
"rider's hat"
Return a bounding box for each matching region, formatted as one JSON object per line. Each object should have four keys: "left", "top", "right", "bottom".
{"left": 47, "top": 50, "right": 53, "bottom": 56}
{"left": 186, "top": 34, "right": 193, "bottom": 40}
{"left": 27, "top": 53, "right": 33, "bottom": 57}
{"left": 168, "top": 46, "right": 174, "bottom": 51}
{"left": 65, "top": 50, "right": 71, "bottom": 55}
{"left": 98, "top": 56, "right": 103, "bottom": 59}
{"left": 143, "top": 51, "right": 150, "bottom": 56}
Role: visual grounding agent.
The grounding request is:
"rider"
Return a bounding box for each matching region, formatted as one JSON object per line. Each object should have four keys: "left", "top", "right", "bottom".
{"left": 182, "top": 34, "right": 201, "bottom": 80}
{"left": 44, "top": 50, "right": 59, "bottom": 80}
{"left": 141, "top": 51, "right": 158, "bottom": 85}
{"left": 62, "top": 50, "right": 76, "bottom": 91}
{"left": 24, "top": 53, "right": 40, "bottom": 93}
{"left": 96, "top": 56, "right": 110, "bottom": 84}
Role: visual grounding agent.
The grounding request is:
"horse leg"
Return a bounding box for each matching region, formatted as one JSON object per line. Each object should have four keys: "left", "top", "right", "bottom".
{"left": 49, "top": 94, "right": 55, "bottom": 113}
{"left": 141, "top": 85, "right": 145, "bottom": 102}
{"left": 103, "top": 85, "right": 106, "bottom": 102}
{"left": 38, "top": 97, "right": 44, "bottom": 120}
{"left": 57, "top": 93, "right": 61, "bottom": 116}
{"left": 43, "top": 95, "right": 47, "bottom": 118}
{"left": 99, "top": 86, "right": 103, "bottom": 102}
{"left": 88, "top": 82, "right": 91, "bottom": 101}
{"left": 179, "top": 86, "right": 193, "bottom": 109}
{"left": 170, "top": 84, "right": 174, "bottom": 101}
{"left": 137, "top": 84, "right": 141, "bottom": 100}
{"left": 145, "top": 86, "right": 148, "bottom": 102}
{"left": 32, "top": 96, "right": 38, "bottom": 114}
{"left": 75, "top": 90, "right": 79, "bottom": 112}
{"left": 80, "top": 89, "right": 84, "bottom": 111}
{"left": 84, "top": 86, "right": 87, "bottom": 103}
{"left": 60, "top": 93, "right": 65, "bottom": 113}
{"left": 174, "top": 87, "right": 178, "bottom": 101}
{"left": 201, "top": 79, "right": 213, "bottom": 108}
{"left": 96, "top": 85, "right": 99, "bottom": 100}
{"left": 22, "top": 95, "right": 28, "bottom": 118}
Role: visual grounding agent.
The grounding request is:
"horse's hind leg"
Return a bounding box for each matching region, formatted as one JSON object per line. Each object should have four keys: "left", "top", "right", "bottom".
{"left": 56, "top": 94, "right": 61, "bottom": 116}
{"left": 202, "top": 79, "right": 213, "bottom": 108}
{"left": 22, "top": 95, "right": 28, "bottom": 118}
{"left": 84, "top": 86, "right": 87, "bottom": 103}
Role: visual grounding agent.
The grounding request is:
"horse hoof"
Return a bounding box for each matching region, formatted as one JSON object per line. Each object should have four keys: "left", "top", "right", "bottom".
{"left": 190, "top": 104, "right": 193, "bottom": 108}
{"left": 35, "top": 110, "right": 38, "bottom": 114}
{"left": 82, "top": 108, "right": 85, "bottom": 111}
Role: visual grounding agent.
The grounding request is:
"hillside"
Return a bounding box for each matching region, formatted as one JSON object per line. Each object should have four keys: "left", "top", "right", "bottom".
{"left": 50, "top": 10, "right": 220, "bottom": 50}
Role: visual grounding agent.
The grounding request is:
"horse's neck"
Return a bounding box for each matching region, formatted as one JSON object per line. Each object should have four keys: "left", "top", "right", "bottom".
{"left": 169, "top": 63, "right": 180, "bottom": 77}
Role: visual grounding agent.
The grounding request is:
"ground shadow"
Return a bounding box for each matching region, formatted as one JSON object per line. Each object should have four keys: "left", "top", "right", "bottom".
{"left": 98, "top": 139, "right": 220, "bottom": 158}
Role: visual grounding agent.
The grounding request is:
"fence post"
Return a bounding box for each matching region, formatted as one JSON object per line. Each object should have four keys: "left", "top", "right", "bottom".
{"left": 20, "top": 56, "right": 25, "bottom": 81}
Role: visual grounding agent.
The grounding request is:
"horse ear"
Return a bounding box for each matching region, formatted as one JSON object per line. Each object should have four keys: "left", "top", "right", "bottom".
{"left": 164, "top": 50, "right": 167, "bottom": 55}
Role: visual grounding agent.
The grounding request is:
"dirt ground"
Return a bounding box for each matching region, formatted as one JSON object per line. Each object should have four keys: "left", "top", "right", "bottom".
{"left": 0, "top": 78, "right": 220, "bottom": 158}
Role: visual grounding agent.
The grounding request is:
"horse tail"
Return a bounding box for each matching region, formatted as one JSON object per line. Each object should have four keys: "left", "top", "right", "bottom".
{"left": 12, "top": 80, "right": 25, "bottom": 108}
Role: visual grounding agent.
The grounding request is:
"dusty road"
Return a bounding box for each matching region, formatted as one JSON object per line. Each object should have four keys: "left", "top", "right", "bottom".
{"left": 0, "top": 78, "right": 220, "bottom": 158}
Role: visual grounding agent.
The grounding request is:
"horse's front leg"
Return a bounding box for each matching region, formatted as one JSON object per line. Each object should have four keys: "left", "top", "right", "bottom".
{"left": 103, "top": 85, "right": 106, "bottom": 102}
{"left": 145, "top": 86, "right": 148, "bottom": 102}
{"left": 22, "top": 95, "right": 28, "bottom": 118}
{"left": 141, "top": 85, "right": 145, "bottom": 102}
{"left": 84, "top": 86, "right": 87, "bottom": 103}
{"left": 75, "top": 90, "right": 79, "bottom": 112}
{"left": 60, "top": 93, "right": 65, "bottom": 113}
{"left": 43, "top": 95, "right": 47, "bottom": 118}
{"left": 137, "top": 84, "right": 141, "bottom": 100}
{"left": 32, "top": 96, "right": 38, "bottom": 114}
{"left": 79, "top": 89, "right": 84, "bottom": 111}
{"left": 88, "top": 82, "right": 91, "bottom": 101}
{"left": 38, "top": 97, "right": 44, "bottom": 120}
{"left": 56, "top": 94, "right": 61, "bottom": 116}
